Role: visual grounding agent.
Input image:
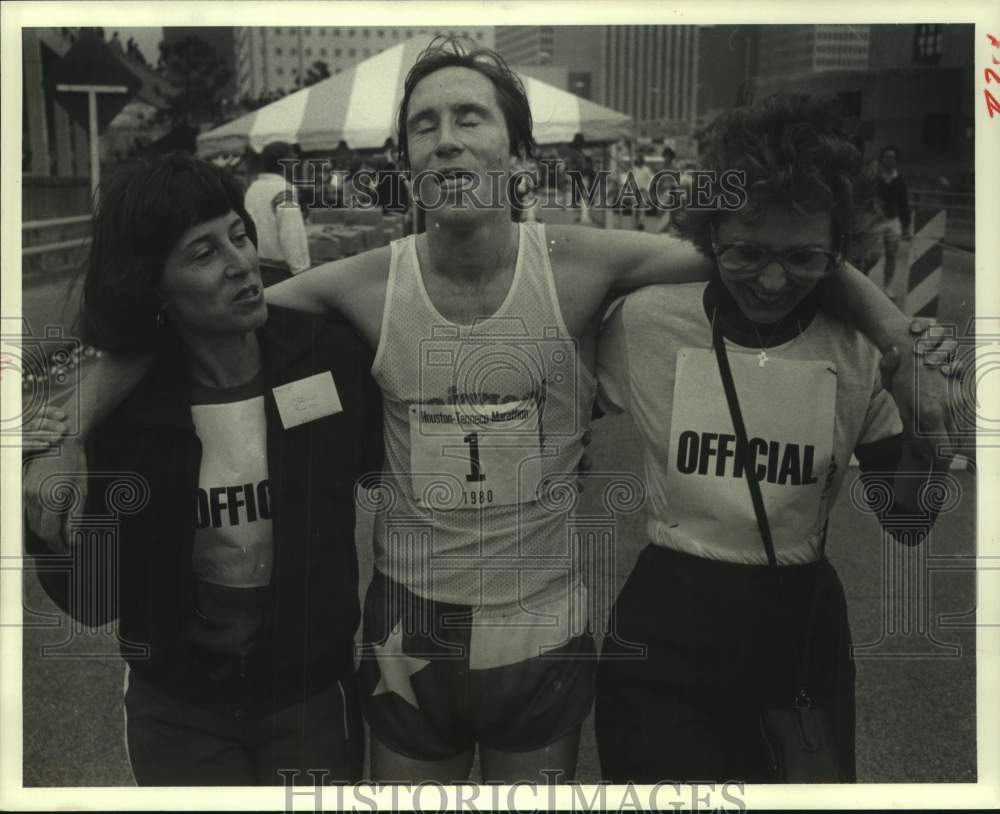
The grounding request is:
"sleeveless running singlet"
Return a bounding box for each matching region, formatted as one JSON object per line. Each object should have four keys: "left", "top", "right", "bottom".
{"left": 372, "top": 222, "right": 596, "bottom": 611}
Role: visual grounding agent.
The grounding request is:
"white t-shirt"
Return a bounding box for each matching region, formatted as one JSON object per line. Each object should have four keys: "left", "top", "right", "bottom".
{"left": 597, "top": 282, "right": 902, "bottom": 565}
{"left": 244, "top": 172, "right": 311, "bottom": 274}
{"left": 190, "top": 375, "right": 272, "bottom": 657}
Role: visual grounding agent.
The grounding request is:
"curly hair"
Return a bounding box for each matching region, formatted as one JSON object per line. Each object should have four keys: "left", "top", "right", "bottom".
{"left": 80, "top": 151, "right": 256, "bottom": 352}
{"left": 672, "top": 94, "right": 880, "bottom": 260}
{"left": 396, "top": 35, "right": 536, "bottom": 169}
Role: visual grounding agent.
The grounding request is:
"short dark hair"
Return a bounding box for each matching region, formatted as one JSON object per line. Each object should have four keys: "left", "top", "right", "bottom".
{"left": 396, "top": 35, "right": 535, "bottom": 169}
{"left": 260, "top": 140, "right": 295, "bottom": 175}
{"left": 81, "top": 152, "right": 256, "bottom": 352}
{"left": 673, "top": 93, "right": 879, "bottom": 258}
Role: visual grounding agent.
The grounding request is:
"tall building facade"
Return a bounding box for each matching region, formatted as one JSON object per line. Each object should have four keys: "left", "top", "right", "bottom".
{"left": 695, "top": 25, "right": 757, "bottom": 124}
{"left": 235, "top": 26, "right": 494, "bottom": 99}
{"left": 749, "top": 24, "right": 973, "bottom": 176}
{"left": 498, "top": 25, "right": 703, "bottom": 135}
{"left": 756, "top": 24, "right": 870, "bottom": 84}
{"left": 496, "top": 26, "right": 604, "bottom": 101}
{"left": 495, "top": 26, "right": 554, "bottom": 65}
{"left": 602, "top": 26, "right": 700, "bottom": 136}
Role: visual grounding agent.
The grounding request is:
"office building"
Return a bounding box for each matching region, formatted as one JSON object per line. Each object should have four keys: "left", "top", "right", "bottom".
{"left": 756, "top": 24, "right": 870, "bottom": 84}
{"left": 602, "top": 26, "right": 700, "bottom": 136}
{"left": 235, "top": 26, "right": 494, "bottom": 99}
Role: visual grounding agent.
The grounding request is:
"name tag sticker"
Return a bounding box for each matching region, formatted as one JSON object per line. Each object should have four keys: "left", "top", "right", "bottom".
{"left": 272, "top": 372, "right": 343, "bottom": 429}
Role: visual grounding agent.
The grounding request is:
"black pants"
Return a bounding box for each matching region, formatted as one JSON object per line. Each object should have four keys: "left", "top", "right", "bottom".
{"left": 124, "top": 669, "right": 364, "bottom": 786}
{"left": 596, "top": 545, "right": 856, "bottom": 784}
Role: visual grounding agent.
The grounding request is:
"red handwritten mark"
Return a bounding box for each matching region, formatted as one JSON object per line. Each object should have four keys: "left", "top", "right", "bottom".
{"left": 987, "top": 36, "right": 1000, "bottom": 117}
{"left": 986, "top": 91, "right": 1000, "bottom": 118}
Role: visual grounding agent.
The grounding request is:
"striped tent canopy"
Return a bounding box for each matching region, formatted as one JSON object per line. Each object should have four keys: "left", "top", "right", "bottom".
{"left": 197, "top": 39, "right": 632, "bottom": 157}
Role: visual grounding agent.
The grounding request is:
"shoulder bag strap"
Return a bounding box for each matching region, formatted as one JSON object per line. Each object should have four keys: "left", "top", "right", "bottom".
{"left": 712, "top": 312, "right": 826, "bottom": 698}
{"left": 711, "top": 312, "right": 778, "bottom": 569}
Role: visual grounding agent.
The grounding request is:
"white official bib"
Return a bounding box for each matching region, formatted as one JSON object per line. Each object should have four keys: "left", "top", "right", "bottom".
{"left": 665, "top": 347, "right": 837, "bottom": 554}
{"left": 407, "top": 398, "right": 544, "bottom": 509}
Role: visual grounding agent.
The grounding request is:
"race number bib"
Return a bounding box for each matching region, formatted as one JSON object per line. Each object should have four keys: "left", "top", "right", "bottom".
{"left": 665, "top": 348, "right": 837, "bottom": 551}
{"left": 408, "top": 399, "right": 543, "bottom": 509}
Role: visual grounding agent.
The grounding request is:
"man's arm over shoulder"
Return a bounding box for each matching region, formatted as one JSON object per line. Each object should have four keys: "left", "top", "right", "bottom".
{"left": 264, "top": 245, "right": 390, "bottom": 348}
{"left": 24, "top": 441, "right": 119, "bottom": 627}
{"left": 545, "top": 224, "right": 712, "bottom": 337}
{"left": 548, "top": 224, "right": 713, "bottom": 294}
{"left": 24, "top": 353, "right": 153, "bottom": 546}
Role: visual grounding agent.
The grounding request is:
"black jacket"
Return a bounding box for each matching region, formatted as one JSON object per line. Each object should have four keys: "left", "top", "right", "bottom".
{"left": 27, "top": 306, "right": 382, "bottom": 714}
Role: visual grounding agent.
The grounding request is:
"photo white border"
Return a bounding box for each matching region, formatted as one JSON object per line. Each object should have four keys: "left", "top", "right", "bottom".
{"left": 2, "top": 1, "right": 998, "bottom": 810}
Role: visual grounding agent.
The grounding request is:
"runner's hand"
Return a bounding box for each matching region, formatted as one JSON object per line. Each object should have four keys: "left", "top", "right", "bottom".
{"left": 23, "top": 439, "right": 88, "bottom": 552}
{"left": 576, "top": 430, "right": 593, "bottom": 492}
{"left": 880, "top": 319, "right": 961, "bottom": 466}
{"left": 20, "top": 406, "right": 70, "bottom": 452}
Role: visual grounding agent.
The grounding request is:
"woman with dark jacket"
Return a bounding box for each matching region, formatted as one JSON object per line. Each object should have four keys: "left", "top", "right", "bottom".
{"left": 25, "top": 152, "right": 382, "bottom": 786}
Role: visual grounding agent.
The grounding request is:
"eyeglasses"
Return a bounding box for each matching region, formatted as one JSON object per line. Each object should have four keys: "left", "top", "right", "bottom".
{"left": 710, "top": 229, "right": 842, "bottom": 283}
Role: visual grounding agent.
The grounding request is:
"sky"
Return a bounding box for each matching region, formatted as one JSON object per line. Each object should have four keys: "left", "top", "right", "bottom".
{"left": 108, "top": 27, "right": 163, "bottom": 64}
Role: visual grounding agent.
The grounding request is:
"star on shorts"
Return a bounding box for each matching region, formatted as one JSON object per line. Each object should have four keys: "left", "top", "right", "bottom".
{"left": 372, "top": 620, "right": 431, "bottom": 708}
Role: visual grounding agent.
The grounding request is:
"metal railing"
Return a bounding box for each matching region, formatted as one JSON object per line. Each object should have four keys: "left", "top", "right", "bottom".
{"left": 22, "top": 215, "right": 92, "bottom": 276}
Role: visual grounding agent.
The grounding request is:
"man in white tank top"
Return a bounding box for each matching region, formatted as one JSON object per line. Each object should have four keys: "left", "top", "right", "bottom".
{"left": 28, "top": 37, "right": 959, "bottom": 785}
{"left": 261, "top": 40, "right": 952, "bottom": 784}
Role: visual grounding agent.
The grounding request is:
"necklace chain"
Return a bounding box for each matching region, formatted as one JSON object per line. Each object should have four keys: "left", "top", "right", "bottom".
{"left": 712, "top": 308, "right": 809, "bottom": 369}
{"left": 750, "top": 319, "right": 784, "bottom": 350}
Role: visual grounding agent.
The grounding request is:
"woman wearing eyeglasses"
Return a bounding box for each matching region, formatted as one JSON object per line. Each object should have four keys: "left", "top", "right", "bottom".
{"left": 593, "top": 94, "right": 943, "bottom": 784}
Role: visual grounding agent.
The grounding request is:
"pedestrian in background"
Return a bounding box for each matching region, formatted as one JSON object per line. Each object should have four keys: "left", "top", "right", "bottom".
{"left": 875, "top": 145, "right": 912, "bottom": 303}
{"left": 244, "top": 141, "right": 311, "bottom": 286}
{"left": 626, "top": 154, "right": 654, "bottom": 231}
{"left": 565, "top": 133, "right": 595, "bottom": 225}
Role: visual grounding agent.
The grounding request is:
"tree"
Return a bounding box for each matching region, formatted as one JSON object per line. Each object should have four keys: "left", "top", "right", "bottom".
{"left": 239, "top": 88, "right": 289, "bottom": 113}
{"left": 155, "top": 35, "right": 231, "bottom": 127}
{"left": 302, "top": 60, "right": 331, "bottom": 88}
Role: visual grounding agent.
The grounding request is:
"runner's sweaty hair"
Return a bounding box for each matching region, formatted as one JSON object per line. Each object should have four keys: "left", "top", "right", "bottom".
{"left": 395, "top": 35, "right": 536, "bottom": 169}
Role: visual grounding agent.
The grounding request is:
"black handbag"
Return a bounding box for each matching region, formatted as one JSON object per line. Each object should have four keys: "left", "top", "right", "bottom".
{"left": 711, "top": 314, "right": 845, "bottom": 783}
